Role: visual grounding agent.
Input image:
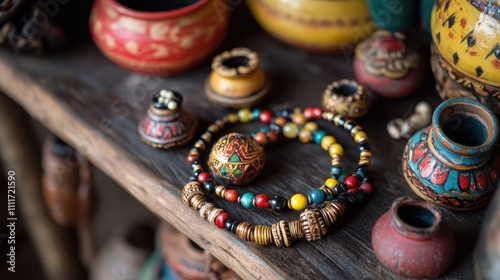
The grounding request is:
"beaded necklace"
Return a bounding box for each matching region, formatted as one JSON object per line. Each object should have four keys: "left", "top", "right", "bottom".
{"left": 182, "top": 107, "right": 373, "bottom": 246}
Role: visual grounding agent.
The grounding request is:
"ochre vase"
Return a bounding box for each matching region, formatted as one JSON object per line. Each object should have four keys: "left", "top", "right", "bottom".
{"left": 246, "top": 0, "right": 375, "bottom": 53}
{"left": 430, "top": 0, "right": 500, "bottom": 114}
{"left": 403, "top": 98, "right": 500, "bottom": 210}
{"left": 372, "top": 197, "right": 455, "bottom": 278}
{"left": 89, "top": 0, "right": 229, "bottom": 75}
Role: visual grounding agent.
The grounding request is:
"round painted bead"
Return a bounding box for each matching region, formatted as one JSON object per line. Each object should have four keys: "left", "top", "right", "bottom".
{"left": 224, "top": 189, "right": 239, "bottom": 202}
{"left": 304, "top": 121, "right": 319, "bottom": 132}
{"left": 253, "top": 132, "right": 268, "bottom": 145}
{"left": 303, "top": 107, "right": 314, "bottom": 119}
{"left": 329, "top": 143, "right": 344, "bottom": 157}
{"left": 215, "top": 212, "right": 230, "bottom": 229}
{"left": 240, "top": 192, "right": 255, "bottom": 208}
{"left": 312, "top": 107, "right": 322, "bottom": 119}
{"left": 292, "top": 112, "right": 307, "bottom": 125}
{"left": 313, "top": 130, "right": 327, "bottom": 145}
{"left": 267, "top": 130, "right": 279, "bottom": 143}
{"left": 237, "top": 108, "right": 253, "bottom": 123}
{"left": 259, "top": 110, "right": 273, "bottom": 124}
{"left": 344, "top": 175, "right": 359, "bottom": 189}
{"left": 283, "top": 122, "right": 299, "bottom": 139}
{"left": 197, "top": 172, "right": 210, "bottom": 183}
{"left": 298, "top": 129, "right": 312, "bottom": 143}
{"left": 338, "top": 171, "right": 350, "bottom": 182}
{"left": 255, "top": 194, "right": 270, "bottom": 208}
{"left": 227, "top": 113, "right": 238, "bottom": 123}
{"left": 321, "top": 135, "right": 337, "bottom": 150}
{"left": 252, "top": 108, "right": 262, "bottom": 120}
{"left": 359, "top": 182, "right": 373, "bottom": 194}
{"left": 290, "top": 193, "right": 308, "bottom": 210}
{"left": 309, "top": 189, "right": 327, "bottom": 205}
{"left": 325, "top": 178, "right": 338, "bottom": 188}
{"left": 354, "top": 131, "right": 368, "bottom": 143}
{"left": 330, "top": 166, "right": 343, "bottom": 178}
{"left": 269, "top": 195, "right": 288, "bottom": 212}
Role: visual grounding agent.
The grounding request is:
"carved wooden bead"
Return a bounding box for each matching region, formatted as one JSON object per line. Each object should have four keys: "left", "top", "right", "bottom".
{"left": 207, "top": 207, "right": 224, "bottom": 225}
{"left": 190, "top": 194, "right": 206, "bottom": 211}
{"left": 320, "top": 200, "right": 347, "bottom": 226}
{"left": 289, "top": 220, "right": 305, "bottom": 241}
{"left": 271, "top": 220, "right": 292, "bottom": 247}
{"left": 182, "top": 182, "right": 204, "bottom": 207}
{"left": 300, "top": 209, "right": 328, "bottom": 241}
{"left": 254, "top": 225, "right": 272, "bottom": 245}
{"left": 215, "top": 185, "right": 226, "bottom": 197}
{"left": 199, "top": 202, "right": 215, "bottom": 220}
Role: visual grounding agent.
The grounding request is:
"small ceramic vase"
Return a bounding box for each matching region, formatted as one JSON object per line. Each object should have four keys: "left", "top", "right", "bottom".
{"left": 403, "top": 98, "right": 500, "bottom": 210}
{"left": 205, "top": 48, "right": 269, "bottom": 108}
{"left": 430, "top": 0, "right": 500, "bottom": 114}
{"left": 366, "top": 0, "right": 420, "bottom": 33}
{"left": 208, "top": 132, "right": 265, "bottom": 186}
{"left": 246, "top": 0, "right": 374, "bottom": 53}
{"left": 475, "top": 182, "right": 500, "bottom": 280}
{"left": 354, "top": 30, "right": 423, "bottom": 98}
{"left": 372, "top": 197, "right": 455, "bottom": 278}
{"left": 89, "top": 0, "right": 229, "bottom": 75}
{"left": 321, "top": 79, "right": 371, "bottom": 119}
{"left": 138, "top": 90, "right": 198, "bottom": 149}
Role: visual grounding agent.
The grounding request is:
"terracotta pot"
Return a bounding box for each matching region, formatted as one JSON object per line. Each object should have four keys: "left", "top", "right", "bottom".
{"left": 246, "top": 0, "right": 374, "bottom": 53}
{"left": 372, "top": 197, "right": 455, "bottom": 278}
{"left": 89, "top": 0, "right": 229, "bottom": 75}
{"left": 403, "top": 98, "right": 500, "bottom": 210}
{"left": 430, "top": 0, "right": 500, "bottom": 113}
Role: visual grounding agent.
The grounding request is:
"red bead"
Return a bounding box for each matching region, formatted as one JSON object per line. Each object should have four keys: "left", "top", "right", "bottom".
{"left": 347, "top": 187, "right": 358, "bottom": 193}
{"left": 224, "top": 189, "right": 239, "bottom": 202}
{"left": 259, "top": 110, "right": 273, "bottom": 124}
{"left": 267, "top": 130, "right": 279, "bottom": 143}
{"left": 215, "top": 212, "right": 230, "bottom": 229}
{"left": 255, "top": 194, "right": 270, "bottom": 208}
{"left": 303, "top": 107, "right": 314, "bottom": 119}
{"left": 197, "top": 171, "right": 210, "bottom": 183}
{"left": 312, "top": 107, "right": 323, "bottom": 119}
{"left": 344, "top": 175, "right": 359, "bottom": 189}
{"left": 186, "top": 154, "right": 199, "bottom": 163}
{"left": 359, "top": 182, "right": 373, "bottom": 194}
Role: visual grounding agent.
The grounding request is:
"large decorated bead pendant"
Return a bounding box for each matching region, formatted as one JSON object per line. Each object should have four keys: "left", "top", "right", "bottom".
{"left": 208, "top": 132, "right": 265, "bottom": 185}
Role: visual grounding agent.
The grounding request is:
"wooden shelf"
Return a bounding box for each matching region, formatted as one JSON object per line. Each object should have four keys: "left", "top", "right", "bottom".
{"left": 0, "top": 6, "right": 483, "bottom": 279}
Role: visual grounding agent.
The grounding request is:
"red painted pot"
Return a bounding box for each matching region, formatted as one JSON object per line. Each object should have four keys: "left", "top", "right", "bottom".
{"left": 89, "top": 0, "right": 229, "bottom": 75}
{"left": 372, "top": 197, "right": 455, "bottom": 278}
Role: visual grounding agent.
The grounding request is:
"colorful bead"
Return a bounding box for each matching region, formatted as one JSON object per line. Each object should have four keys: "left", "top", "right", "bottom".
{"left": 269, "top": 196, "right": 288, "bottom": 212}
{"left": 338, "top": 170, "right": 350, "bottom": 182}
{"left": 321, "top": 135, "right": 337, "bottom": 150}
{"left": 344, "top": 175, "right": 359, "bottom": 189}
{"left": 255, "top": 194, "right": 270, "bottom": 208}
{"left": 303, "top": 107, "right": 314, "bottom": 119}
{"left": 197, "top": 171, "right": 210, "bottom": 183}
{"left": 330, "top": 166, "right": 343, "bottom": 178}
{"left": 259, "top": 110, "right": 273, "bottom": 124}
{"left": 215, "top": 212, "right": 230, "bottom": 229}
{"left": 252, "top": 108, "right": 262, "bottom": 120}
{"left": 282, "top": 122, "right": 299, "bottom": 138}
{"left": 298, "top": 129, "right": 312, "bottom": 143}
{"left": 354, "top": 131, "right": 368, "bottom": 143}
{"left": 290, "top": 193, "right": 308, "bottom": 211}
{"left": 224, "top": 189, "right": 239, "bottom": 202}
{"left": 329, "top": 143, "right": 344, "bottom": 157}
{"left": 309, "top": 189, "right": 327, "bottom": 205}
{"left": 325, "top": 178, "right": 338, "bottom": 188}
{"left": 267, "top": 130, "right": 279, "bottom": 143}
{"left": 359, "top": 182, "right": 373, "bottom": 194}
{"left": 292, "top": 112, "right": 307, "bottom": 125}
{"left": 313, "top": 130, "right": 327, "bottom": 145}
{"left": 253, "top": 132, "right": 268, "bottom": 145}
{"left": 238, "top": 108, "right": 253, "bottom": 123}
{"left": 312, "top": 107, "right": 323, "bottom": 119}
{"left": 227, "top": 113, "right": 238, "bottom": 123}
{"left": 240, "top": 192, "right": 256, "bottom": 208}
{"left": 304, "top": 121, "right": 319, "bottom": 132}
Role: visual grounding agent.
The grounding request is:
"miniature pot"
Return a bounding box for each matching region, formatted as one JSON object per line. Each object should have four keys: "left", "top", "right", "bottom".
{"left": 205, "top": 48, "right": 270, "bottom": 108}
{"left": 430, "top": 0, "right": 500, "bottom": 114}
{"left": 354, "top": 30, "right": 423, "bottom": 98}
{"left": 246, "top": 0, "right": 374, "bottom": 53}
{"left": 321, "top": 79, "right": 371, "bottom": 119}
{"left": 89, "top": 0, "right": 229, "bottom": 75}
{"left": 372, "top": 197, "right": 455, "bottom": 278}
{"left": 403, "top": 98, "right": 500, "bottom": 210}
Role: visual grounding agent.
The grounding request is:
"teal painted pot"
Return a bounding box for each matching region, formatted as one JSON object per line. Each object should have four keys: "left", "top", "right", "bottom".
{"left": 366, "top": 0, "right": 420, "bottom": 32}
{"left": 403, "top": 98, "right": 500, "bottom": 210}
{"left": 420, "top": 0, "right": 435, "bottom": 35}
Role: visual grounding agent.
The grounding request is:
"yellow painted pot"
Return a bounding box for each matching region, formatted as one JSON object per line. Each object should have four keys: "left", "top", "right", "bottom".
{"left": 246, "top": 0, "right": 375, "bottom": 53}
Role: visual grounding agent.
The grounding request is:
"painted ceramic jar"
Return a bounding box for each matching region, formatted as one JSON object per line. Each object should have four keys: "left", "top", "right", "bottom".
{"left": 205, "top": 48, "right": 270, "bottom": 108}
{"left": 138, "top": 90, "right": 198, "bottom": 149}
{"left": 208, "top": 132, "right": 265, "bottom": 186}
{"left": 321, "top": 79, "right": 371, "bottom": 118}
{"left": 354, "top": 30, "right": 423, "bottom": 98}
{"left": 372, "top": 197, "right": 455, "bottom": 278}
{"left": 430, "top": 0, "right": 500, "bottom": 114}
{"left": 89, "top": 0, "right": 229, "bottom": 75}
{"left": 403, "top": 98, "right": 500, "bottom": 210}
{"left": 246, "top": 0, "right": 375, "bottom": 53}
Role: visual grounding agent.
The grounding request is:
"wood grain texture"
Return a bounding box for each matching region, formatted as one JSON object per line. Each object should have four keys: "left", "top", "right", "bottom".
{"left": 0, "top": 6, "right": 485, "bottom": 279}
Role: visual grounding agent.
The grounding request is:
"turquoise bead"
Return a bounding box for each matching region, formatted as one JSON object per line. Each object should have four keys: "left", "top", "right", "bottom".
{"left": 252, "top": 108, "right": 262, "bottom": 121}
{"left": 240, "top": 192, "right": 255, "bottom": 208}
{"left": 313, "top": 130, "right": 327, "bottom": 145}
{"left": 259, "top": 126, "right": 270, "bottom": 133}
{"left": 309, "top": 189, "right": 327, "bottom": 205}
{"left": 330, "top": 166, "right": 343, "bottom": 178}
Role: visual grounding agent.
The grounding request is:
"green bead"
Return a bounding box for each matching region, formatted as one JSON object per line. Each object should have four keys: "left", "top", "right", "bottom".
{"left": 240, "top": 192, "right": 255, "bottom": 208}
{"left": 338, "top": 170, "right": 350, "bottom": 182}
{"left": 313, "top": 130, "right": 327, "bottom": 145}
{"left": 283, "top": 122, "right": 299, "bottom": 138}
{"left": 309, "top": 189, "right": 326, "bottom": 205}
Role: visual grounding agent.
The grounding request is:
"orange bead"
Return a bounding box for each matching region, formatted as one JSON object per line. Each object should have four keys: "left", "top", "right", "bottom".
{"left": 225, "top": 189, "right": 239, "bottom": 202}
{"left": 292, "top": 113, "right": 307, "bottom": 125}
{"left": 274, "top": 116, "right": 287, "bottom": 126}
{"left": 298, "top": 129, "right": 312, "bottom": 143}
{"left": 267, "top": 130, "right": 279, "bottom": 143}
{"left": 253, "top": 132, "right": 268, "bottom": 145}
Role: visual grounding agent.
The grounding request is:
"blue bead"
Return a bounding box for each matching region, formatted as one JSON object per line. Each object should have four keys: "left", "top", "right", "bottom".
{"left": 259, "top": 127, "right": 270, "bottom": 133}
{"left": 252, "top": 108, "right": 262, "bottom": 120}
{"left": 313, "top": 130, "right": 327, "bottom": 145}
{"left": 330, "top": 166, "right": 343, "bottom": 178}
{"left": 240, "top": 192, "right": 255, "bottom": 209}
{"left": 249, "top": 132, "right": 256, "bottom": 138}
{"left": 309, "top": 189, "right": 327, "bottom": 205}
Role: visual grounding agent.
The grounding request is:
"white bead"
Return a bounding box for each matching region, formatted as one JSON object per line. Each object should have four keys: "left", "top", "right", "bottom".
{"left": 167, "top": 101, "right": 178, "bottom": 110}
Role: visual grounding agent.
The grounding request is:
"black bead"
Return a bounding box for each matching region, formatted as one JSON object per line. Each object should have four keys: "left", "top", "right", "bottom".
{"left": 339, "top": 192, "right": 357, "bottom": 207}
{"left": 194, "top": 169, "right": 203, "bottom": 177}
{"left": 353, "top": 174, "right": 363, "bottom": 182}
{"left": 203, "top": 179, "right": 216, "bottom": 194}
{"left": 334, "top": 183, "right": 348, "bottom": 195}
{"left": 344, "top": 121, "right": 356, "bottom": 131}
{"left": 269, "top": 118, "right": 283, "bottom": 133}
{"left": 189, "top": 176, "right": 198, "bottom": 182}
{"left": 359, "top": 142, "right": 371, "bottom": 151}
{"left": 231, "top": 221, "right": 240, "bottom": 233}
{"left": 190, "top": 160, "right": 200, "bottom": 168}
{"left": 337, "top": 117, "right": 346, "bottom": 127}
{"left": 277, "top": 108, "right": 293, "bottom": 119}
{"left": 225, "top": 219, "right": 238, "bottom": 232}
{"left": 269, "top": 195, "right": 288, "bottom": 212}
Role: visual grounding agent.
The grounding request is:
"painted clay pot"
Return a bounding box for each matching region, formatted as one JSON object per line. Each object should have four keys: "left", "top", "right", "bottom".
{"left": 403, "top": 98, "right": 500, "bottom": 210}
{"left": 205, "top": 48, "right": 270, "bottom": 108}
{"left": 372, "top": 197, "right": 455, "bottom": 278}
{"left": 208, "top": 132, "right": 265, "bottom": 186}
{"left": 321, "top": 79, "right": 371, "bottom": 119}
{"left": 138, "top": 90, "right": 198, "bottom": 149}
{"left": 89, "top": 0, "right": 229, "bottom": 75}
{"left": 246, "top": 0, "right": 374, "bottom": 53}
{"left": 366, "top": 0, "right": 420, "bottom": 33}
{"left": 354, "top": 30, "right": 423, "bottom": 98}
{"left": 430, "top": 0, "right": 500, "bottom": 114}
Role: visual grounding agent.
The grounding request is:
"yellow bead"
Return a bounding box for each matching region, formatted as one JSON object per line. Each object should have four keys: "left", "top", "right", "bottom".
{"left": 237, "top": 108, "right": 253, "bottom": 123}
{"left": 290, "top": 193, "right": 308, "bottom": 211}
{"left": 283, "top": 122, "right": 299, "bottom": 138}
{"left": 329, "top": 143, "right": 344, "bottom": 157}
{"left": 227, "top": 113, "right": 238, "bottom": 123}
{"left": 320, "top": 135, "right": 337, "bottom": 150}
{"left": 325, "top": 178, "right": 338, "bottom": 188}
{"left": 298, "top": 129, "right": 312, "bottom": 143}
{"left": 354, "top": 131, "right": 368, "bottom": 143}
{"left": 292, "top": 113, "right": 307, "bottom": 125}
{"left": 304, "top": 121, "right": 319, "bottom": 132}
